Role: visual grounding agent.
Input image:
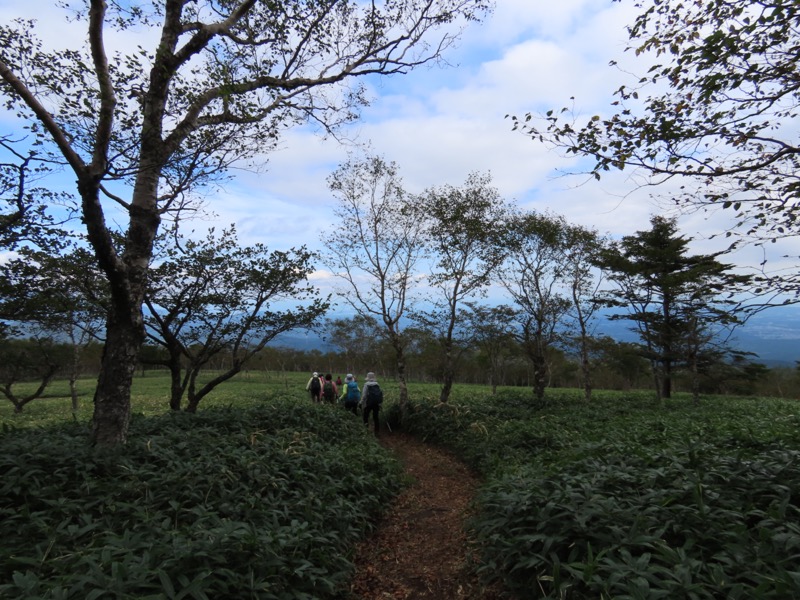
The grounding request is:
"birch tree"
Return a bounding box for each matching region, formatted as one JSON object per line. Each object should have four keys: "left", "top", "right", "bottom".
{"left": 324, "top": 154, "right": 425, "bottom": 410}
{"left": 415, "top": 172, "right": 510, "bottom": 402}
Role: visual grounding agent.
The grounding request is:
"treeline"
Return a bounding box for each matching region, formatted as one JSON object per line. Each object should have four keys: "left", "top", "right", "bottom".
{"left": 0, "top": 208, "right": 790, "bottom": 417}
{"left": 143, "top": 335, "right": 800, "bottom": 399}
{"left": 5, "top": 331, "right": 795, "bottom": 417}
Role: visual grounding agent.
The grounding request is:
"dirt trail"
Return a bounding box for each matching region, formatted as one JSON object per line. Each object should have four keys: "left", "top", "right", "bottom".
{"left": 348, "top": 432, "right": 502, "bottom": 599}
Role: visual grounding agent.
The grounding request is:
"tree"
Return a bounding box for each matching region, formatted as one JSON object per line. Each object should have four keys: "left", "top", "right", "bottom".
{"left": 589, "top": 336, "right": 651, "bottom": 391}
{"left": 500, "top": 212, "right": 572, "bottom": 404}
{"left": 37, "top": 246, "right": 108, "bottom": 412}
{"left": 693, "top": 353, "right": 769, "bottom": 396}
{"left": 144, "top": 226, "right": 326, "bottom": 412}
{"left": 0, "top": 0, "right": 491, "bottom": 445}
{"left": 402, "top": 325, "right": 443, "bottom": 383}
{"left": 465, "top": 303, "right": 517, "bottom": 394}
{"left": 598, "top": 215, "right": 753, "bottom": 400}
{"left": 516, "top": 0, "right": 800, "bottom": 290}
{"left": 415, "top": 172, "right": 510, "bottom": 402}
{"left": 324, "top": 154, "right": 426, "bottom": 411}
{"left": 326, "top": 315, "right": 387, "bottom": 376}
{"left": 0, "top": 338, "right": 67, "bottom": 413}
{"left": 561, "top": 223, "right": 605, "bottom": 401}
{"left": 0, "top": 243, "right": 107, "bottom": 412}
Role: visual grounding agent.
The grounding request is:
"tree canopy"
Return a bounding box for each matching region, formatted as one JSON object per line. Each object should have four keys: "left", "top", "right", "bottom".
{"left": 516, "top": 0, "right": 800, "bottom": 289}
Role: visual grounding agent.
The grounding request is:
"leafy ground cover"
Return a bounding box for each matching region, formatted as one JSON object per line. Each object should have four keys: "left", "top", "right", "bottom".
{"left": 0, "top": 390, "right": 402, "bottom": 599}
{"left": 398, "top": 389, "right": 800, "bottom": 598}
{"left": 6, "top": 373, "right": 800, "bottom": 598}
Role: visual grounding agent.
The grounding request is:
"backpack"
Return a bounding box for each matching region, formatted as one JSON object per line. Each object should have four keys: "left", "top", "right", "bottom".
{"left": 345, "top": 381, "right": 360, "bottom": 407}
{"left": 310, "top": 376, "right": 321, "bottom": 395}
{"left": 322, "top": 380, "right": 335, "bottom": 402}
{"left": 365, "top": 384, "right": 383, "bottom": 407}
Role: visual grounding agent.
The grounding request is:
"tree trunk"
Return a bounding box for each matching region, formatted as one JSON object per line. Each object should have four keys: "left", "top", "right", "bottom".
{"left": 396, "top": 363, "right": 409, "bottom": 409}
{"left": 439, "top": 368, "right": 454, "bottom": 403}
{"left": 84, "top": 152, "right": 161, "bottom": 445}
{"left": 69, "top": 376, "right": 79, "bottom": 413}
{"left": 2, "top": 365, "right": 59, "bottom": 414}
{"left": 391, "top": 335, "right": 409, "bottom": 413}
{"left": 184, "top": 361, "right": 244, "bottom": 413}
{"left": 70, "top": 339, "right": 81, "bottom": 413}
{"left": 90, "top": 312, "right": 142, "bottom": 446}
{"left": 168, "top": 351, "right": 184, "bottom": 411}
{"left": 650, "top": 360, "right": 663, "bottom": 401}
{"left": 185, "top": 396, "right": 200, "bottom": 413}
{"left": 662, "top": 358, "right": 673, "bottom": 399}
{"left": 531, "top": 353, "right": 547, "bottom": 404}
{"left": 580, "top": 339, "right": 592, "bottom": 402}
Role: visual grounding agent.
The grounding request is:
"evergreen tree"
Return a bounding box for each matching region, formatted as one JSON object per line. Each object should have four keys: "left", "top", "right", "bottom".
{"left": 598, "top": 216, "right": 752, "bottom": 399}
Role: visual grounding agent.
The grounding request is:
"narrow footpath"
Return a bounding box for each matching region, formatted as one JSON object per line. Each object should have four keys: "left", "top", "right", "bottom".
{"left": 348, "top": 432, "right": 503, "bottom": 600}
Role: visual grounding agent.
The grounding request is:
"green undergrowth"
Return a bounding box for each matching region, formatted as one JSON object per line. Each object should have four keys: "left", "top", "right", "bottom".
{"left": 0, "top": 399, "right": 402, "bottom": 599}
{"left": 397, "top": 389, "right": 800, "bottom": 599}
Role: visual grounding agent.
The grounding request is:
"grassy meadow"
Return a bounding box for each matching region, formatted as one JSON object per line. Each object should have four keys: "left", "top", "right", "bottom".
{"left": 3, "top": 371, "right": 800, "bottom": 598}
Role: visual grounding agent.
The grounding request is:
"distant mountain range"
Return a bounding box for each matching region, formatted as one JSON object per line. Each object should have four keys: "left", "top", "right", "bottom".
{"left": 270, "top": 304, "right": 800, "bottom": 367}
{"left": 714, "top": 305, "right": 800, "bottom": 366}
{"left": 597, "top": 305, "right": 800, "bottom": 367}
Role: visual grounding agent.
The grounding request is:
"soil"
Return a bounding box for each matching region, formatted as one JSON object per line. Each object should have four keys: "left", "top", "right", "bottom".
{"left": 348, "top": 432, "right": 504, "bottom": 600}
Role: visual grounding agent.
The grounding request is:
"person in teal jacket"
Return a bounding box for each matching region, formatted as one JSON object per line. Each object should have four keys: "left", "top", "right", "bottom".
{"left": 340, "top": 373, "right": 360, "bottom": 415}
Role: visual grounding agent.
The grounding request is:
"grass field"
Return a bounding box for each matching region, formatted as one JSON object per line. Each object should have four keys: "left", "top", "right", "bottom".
{"left": 3, "top": 372, "right": 800, "bottom": 598}
{"left": 0, "top": 370, "right": 491, "bottom": 429}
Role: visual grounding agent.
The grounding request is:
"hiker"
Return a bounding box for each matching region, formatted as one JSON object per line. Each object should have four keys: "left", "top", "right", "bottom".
{"left": 322, "top": 373, "right": 338, "bottom": 404}
{"left": 306, "top": 371, "right": 322, "bottom": 402}
{"left": 335, "top": 375, "right": 342, "bottom": 387}
{"left": 340, "top": 373, "right": 360, "bottom": 415}
{"left": 360, "top": 372, "right": 383, "bottom": 434}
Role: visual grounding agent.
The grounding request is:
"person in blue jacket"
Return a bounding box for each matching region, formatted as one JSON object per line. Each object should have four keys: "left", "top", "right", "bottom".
{"left": 340, "top": 373, "right": 360, "bottom": 415}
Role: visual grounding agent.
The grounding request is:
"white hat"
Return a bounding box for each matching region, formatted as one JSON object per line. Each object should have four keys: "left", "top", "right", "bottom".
{"left": 346, "top": 373, "right": 353, "bottom": 381}
{"left": 313, "top": 372, "right": 318, "bottom": 377}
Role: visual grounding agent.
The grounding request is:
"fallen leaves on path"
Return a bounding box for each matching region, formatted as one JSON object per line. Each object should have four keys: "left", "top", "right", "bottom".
{"left": 349, "top": 432, "right": 503, "bottom": 600}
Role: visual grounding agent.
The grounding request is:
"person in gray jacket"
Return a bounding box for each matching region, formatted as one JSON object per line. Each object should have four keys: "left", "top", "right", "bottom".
{"left": 360, "top": 372, "right": 383, "bottom": 434}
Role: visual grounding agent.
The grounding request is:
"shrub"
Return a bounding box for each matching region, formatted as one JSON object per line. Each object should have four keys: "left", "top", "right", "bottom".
{"left": 0, "top": 400, "right": 402, "bottom": 599}
{"left": 471, "top": 442, "right": 800, "bottom": 598}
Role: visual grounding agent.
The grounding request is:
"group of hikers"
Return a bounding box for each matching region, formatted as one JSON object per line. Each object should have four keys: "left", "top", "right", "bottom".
{"left": 305, "top": 371, "right": 383, "bottom": 433}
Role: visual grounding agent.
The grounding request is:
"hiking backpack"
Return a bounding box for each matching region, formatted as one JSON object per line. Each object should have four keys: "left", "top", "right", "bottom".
{"left": 345, "top": 381, "right": 360, "bottom": 405}
{"left": 322, "top": 380, "right": 335, "bottom": 402}
{"left": 365, "top": 384, "right": 383, "bottom": 407}
{"left": 310, "top": 376, "right": 321, "bottom": 395}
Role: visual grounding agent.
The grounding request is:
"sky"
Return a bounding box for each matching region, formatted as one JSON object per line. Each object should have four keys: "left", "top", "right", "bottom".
{"left": 193, "top": 0, "right": 797, "bottom": 282}
{"left": 1, "top": 0, "right": 797, "bottom": 296}
{"left": 221, "top": 0, "right": 663, "bottom": 249}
